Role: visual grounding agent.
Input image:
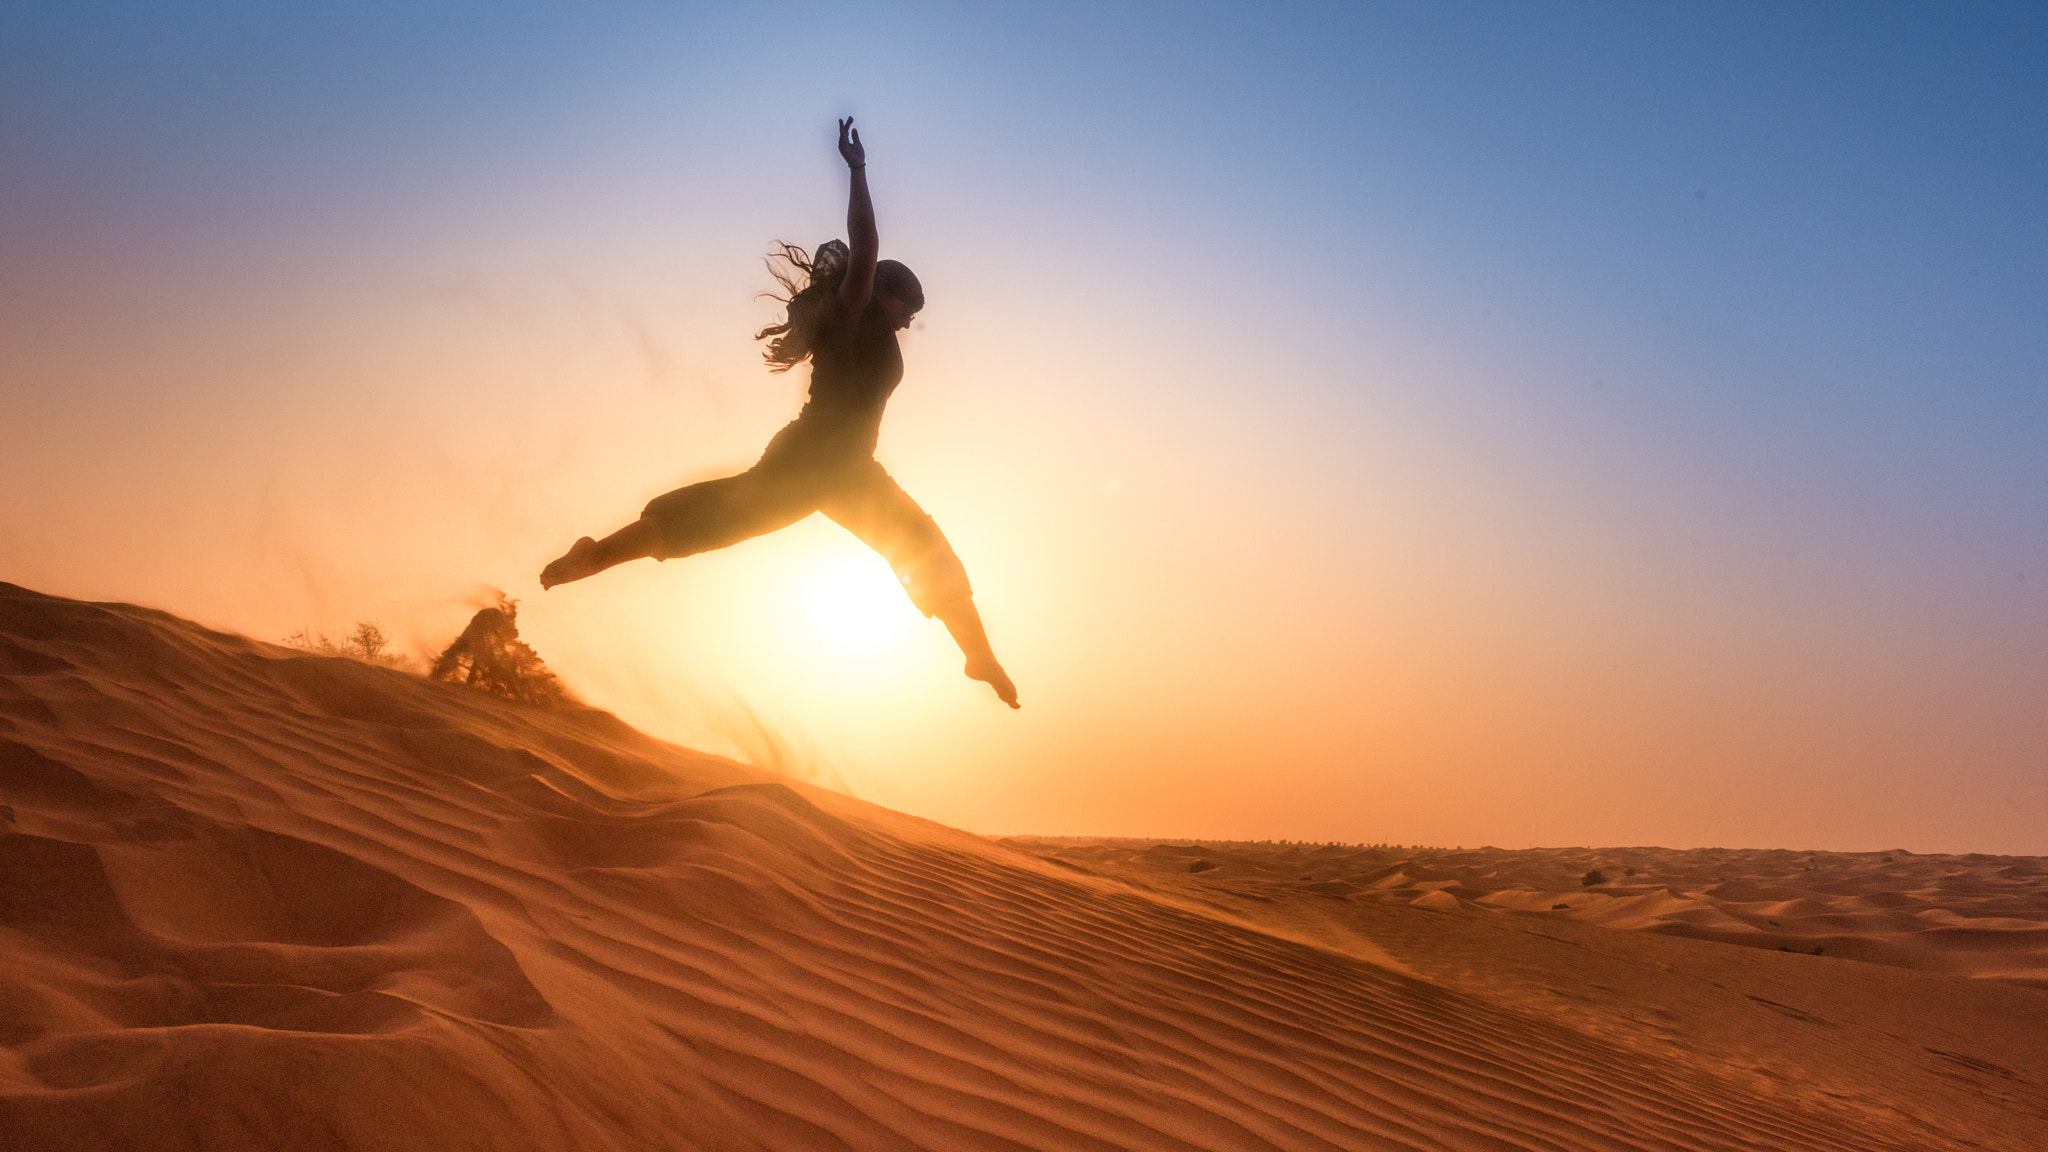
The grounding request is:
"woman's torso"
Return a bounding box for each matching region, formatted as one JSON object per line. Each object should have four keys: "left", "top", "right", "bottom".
{"left": 788, "top": 297, "right": 903, "bottom": 458}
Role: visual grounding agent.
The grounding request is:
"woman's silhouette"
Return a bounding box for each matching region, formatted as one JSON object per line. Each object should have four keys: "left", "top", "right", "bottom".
{"left": 541, "top": 119, "right": 1018, "bottom": 708}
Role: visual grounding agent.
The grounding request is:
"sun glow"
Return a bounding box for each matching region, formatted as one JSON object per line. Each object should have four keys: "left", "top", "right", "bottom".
{"left": 799, "top": 552, "right": 922, "bottom": 654}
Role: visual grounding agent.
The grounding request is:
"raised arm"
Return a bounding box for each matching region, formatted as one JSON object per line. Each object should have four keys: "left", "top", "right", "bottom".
{"left": 835, "top": 117, "right": 878, "bottom": 317}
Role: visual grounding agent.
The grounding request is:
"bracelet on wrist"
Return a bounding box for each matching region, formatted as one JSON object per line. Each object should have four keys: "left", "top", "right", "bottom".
{"left": 849, "top": 163, "right": 866, "bottom": 169}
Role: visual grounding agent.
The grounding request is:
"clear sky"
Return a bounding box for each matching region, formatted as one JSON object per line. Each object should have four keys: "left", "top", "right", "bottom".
{"left": 4, "top": 2, "right": 2043, "bottom": 852}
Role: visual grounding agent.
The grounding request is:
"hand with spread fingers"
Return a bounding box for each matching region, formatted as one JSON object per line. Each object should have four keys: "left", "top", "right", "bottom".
{"left": 838, "top": 117, "right": 866, "bottom": 170}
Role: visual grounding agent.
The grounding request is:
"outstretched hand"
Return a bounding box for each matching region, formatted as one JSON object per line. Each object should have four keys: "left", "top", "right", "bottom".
{"left": 837, "top": 117, "right": 865, "bottom": 169}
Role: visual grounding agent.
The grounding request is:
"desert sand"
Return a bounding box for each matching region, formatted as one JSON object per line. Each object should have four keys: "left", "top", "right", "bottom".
{"left": 2, "top": 582, "right": 2043, "bottom": 1151}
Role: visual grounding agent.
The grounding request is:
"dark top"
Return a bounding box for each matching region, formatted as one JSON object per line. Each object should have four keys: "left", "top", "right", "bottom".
{"left": 788, "top": 297, "right": 903, "bottom": 459}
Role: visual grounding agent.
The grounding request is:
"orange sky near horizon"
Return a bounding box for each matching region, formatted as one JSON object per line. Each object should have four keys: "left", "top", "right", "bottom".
{"left": 5, "top": 225, "right": 2039, "bottom": 856}
{"left": 3, "top": 5, "right": 2043, "bottom": 854}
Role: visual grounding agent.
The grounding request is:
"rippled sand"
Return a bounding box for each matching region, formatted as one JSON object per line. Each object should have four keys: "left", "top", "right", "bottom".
{"left": 3, "top": 583, "right": 2043, "bottom": 1150}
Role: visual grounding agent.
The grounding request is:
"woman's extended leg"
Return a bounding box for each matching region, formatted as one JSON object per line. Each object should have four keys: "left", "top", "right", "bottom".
{"left": 540, "top": 518, "right": 663, "bottom": 589}
{"left": 821, "top": 462, "right": 1019, "bottom": 708}
{"left": 542, "top": 466, "right": 814, "bottom": 590}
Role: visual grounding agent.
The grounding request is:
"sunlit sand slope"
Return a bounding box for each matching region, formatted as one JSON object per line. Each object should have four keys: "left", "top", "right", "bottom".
{"left": 0, "top": 584, "right": 2023, "bottom": 1151}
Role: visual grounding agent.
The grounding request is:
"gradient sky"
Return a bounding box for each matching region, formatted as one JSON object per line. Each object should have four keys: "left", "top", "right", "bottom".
{"left": 4, "top": 2, "right": 2043, "bottom": 853}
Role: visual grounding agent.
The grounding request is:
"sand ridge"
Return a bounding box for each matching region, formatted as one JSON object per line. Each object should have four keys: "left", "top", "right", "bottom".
{"left": 1004, "top": 843, "right": 2048, "bottom": 1147}
{"left": 1013, "top": 839, "right": 2048, "bottom": 985}
{"left": 1, "top": 583, "right": 2042, "bottom": 1150}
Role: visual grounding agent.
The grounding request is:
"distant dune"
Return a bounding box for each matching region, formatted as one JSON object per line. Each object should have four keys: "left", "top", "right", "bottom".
{"left": 2, "top": 583, "right": 2043, "bottom": 1151}
{"left": 1016, "top": 838, "right": 2048, "bottom": 986}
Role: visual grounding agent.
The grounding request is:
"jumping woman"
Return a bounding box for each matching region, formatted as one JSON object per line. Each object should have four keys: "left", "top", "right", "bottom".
{"left": 540, "top": 118, "right": 1019, "bottom": 708}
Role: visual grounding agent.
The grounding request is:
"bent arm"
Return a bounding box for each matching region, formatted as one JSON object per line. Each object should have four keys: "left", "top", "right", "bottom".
{"left": 836, "top": 117, "right": 878, "bottom": 316}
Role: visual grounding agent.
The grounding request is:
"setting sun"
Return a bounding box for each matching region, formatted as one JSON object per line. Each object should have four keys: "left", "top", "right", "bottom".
{"left": 799, "top": 551, "right": 922, "bottom": 654}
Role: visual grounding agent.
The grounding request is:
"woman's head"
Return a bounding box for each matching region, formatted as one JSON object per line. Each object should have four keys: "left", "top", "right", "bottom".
{"left": 755, "top": 242, "right": 924, "bottom": 364}
{"left": 875, "top": 259, "right": 924, "bottom": 327}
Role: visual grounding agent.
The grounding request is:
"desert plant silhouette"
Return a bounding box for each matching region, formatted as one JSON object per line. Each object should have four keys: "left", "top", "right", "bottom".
{"left": 283, "top": 620, "right": 412, "bottom": 668}
{"left": 429, "top": 599, "right": 567, "bottom": 705}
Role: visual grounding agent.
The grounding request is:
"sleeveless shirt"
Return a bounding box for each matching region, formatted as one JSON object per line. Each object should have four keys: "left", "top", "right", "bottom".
{"left": 790, "top": 297, "right": 903, "bottom": 458}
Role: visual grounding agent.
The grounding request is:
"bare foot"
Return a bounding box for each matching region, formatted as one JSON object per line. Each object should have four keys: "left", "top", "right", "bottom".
{"left": 965, "top": 656, "right": 1020, "bottom": 709}
{"left": 540, "top": 537, "right": 602, "bottom": 589}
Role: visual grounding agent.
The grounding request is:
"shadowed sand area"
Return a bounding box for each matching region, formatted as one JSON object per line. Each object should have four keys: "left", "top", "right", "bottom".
{"left": 1, "top": 583, "right": 2043, "bottom": 1150}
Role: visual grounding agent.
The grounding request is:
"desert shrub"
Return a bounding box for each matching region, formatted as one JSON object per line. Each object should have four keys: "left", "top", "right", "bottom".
{"left": 346, "top": 621, "right": 389, "bottom": 660}
{"left": 284, "top": 620, "right": 414, "bottom": 669}
{"left": 429, "top": 599, "right": 568, "bottom": 705}
{"left": 1581, "top": 869, "right": 1607, "bottom": 887}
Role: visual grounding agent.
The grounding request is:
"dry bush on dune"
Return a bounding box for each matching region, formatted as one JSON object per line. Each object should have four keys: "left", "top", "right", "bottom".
{"left": 284, "top": 597, "right": 571, "bottom": 707}
{"left": 283, "top": 620, "right": 417, "bottom": 671}
{"left": 428, "top": 599, "right": 570, "bottom": 705}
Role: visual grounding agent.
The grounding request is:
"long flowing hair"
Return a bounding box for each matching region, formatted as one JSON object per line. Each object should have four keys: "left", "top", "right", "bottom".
{"left": 754, "top": 239, "right": 848, "bottom": 371}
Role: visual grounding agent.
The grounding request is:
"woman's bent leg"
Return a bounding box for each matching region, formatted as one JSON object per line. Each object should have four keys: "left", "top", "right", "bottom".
{"left": 821, "top": 463, "right": 1018, "bottom": 708}
{"left": 937, "top": 599, "right": 1019, "bottom": 708}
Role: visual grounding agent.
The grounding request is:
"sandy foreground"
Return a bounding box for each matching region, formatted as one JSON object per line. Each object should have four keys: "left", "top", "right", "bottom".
{"left": 1, "top": 583, "right": 2043, "bottom": 1151}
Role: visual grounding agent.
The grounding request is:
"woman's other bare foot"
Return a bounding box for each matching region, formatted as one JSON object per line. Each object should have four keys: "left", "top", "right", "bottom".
{"left": 966, "top": 656, "right": 1020, "bottom": 709}
{"left": 541, "top": 518, "right": 664, "bottom": 589}
{"left": 540, "top": 537, "right": 602, "bottom": 589}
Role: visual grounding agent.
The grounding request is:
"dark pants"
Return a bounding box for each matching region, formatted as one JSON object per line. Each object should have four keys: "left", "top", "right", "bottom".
{"left": 641, "top": 424, "right": 973, "bottom": 618}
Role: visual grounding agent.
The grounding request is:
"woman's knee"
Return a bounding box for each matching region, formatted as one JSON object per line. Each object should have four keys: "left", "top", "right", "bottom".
{"left": 894, "top": 548, "right": 973, "bottom": 618}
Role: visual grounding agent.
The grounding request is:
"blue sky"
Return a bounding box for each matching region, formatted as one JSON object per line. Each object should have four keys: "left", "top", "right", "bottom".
{"left": 4, "top": 3, "right": 2043, "bottom": 849}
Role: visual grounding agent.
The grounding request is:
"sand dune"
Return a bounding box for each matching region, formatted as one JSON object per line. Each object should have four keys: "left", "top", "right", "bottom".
{"left": 1018, "top": 840, "right": 2048, "bottom": 986}
{"left": 2, "top": 583, "right": 2044, "bottom": 1150}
